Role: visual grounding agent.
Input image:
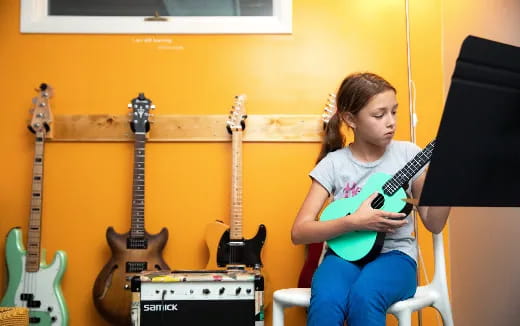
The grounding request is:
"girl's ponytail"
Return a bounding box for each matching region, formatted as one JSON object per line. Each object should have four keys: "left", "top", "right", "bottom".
{"left": 316, "top": 113, "right": 344, "bottom": 164}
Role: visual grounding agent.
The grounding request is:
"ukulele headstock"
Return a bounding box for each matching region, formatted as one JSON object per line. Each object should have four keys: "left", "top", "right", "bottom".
{"left": 28, "top": 83, "right": 53, "bottom": 134}
{"left": 128, "top": 93, "right": 155, "bottom": 134}
{"left": 226, "top": 94, "right": 247, "bottom": 134}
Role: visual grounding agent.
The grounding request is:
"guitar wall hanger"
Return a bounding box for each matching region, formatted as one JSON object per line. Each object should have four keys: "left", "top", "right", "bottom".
{"left": 48, "top": 114, "right": 326, "bottom": 142}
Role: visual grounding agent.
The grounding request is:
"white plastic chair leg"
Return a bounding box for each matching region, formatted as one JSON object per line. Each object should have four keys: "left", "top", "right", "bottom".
{"left": 433, "top": 300, "right": 454, "bottom": 326}
{"left": 394, "top": 309, "right": 412, "bottom": 326}
{"left": 273, "top": 299, "right": 285, "bottom": 326}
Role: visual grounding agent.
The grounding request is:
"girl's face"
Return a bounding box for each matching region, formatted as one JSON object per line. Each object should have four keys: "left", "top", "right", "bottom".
{"left": 345, "top": 89, "right": 398, "bottom": 147}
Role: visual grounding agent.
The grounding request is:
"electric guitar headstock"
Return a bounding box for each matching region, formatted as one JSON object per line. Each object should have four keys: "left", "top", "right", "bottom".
{"left": 128, "top": 93, "right": 155, "bottom": 134}
{"left": 226, "top": 94, "right": 247, "bottom": 134}
{"left": 28, "top": 83, "right": 54, "bottom": 135}
{"left": 321, "top": 93, "right": 336, "bottom": 129}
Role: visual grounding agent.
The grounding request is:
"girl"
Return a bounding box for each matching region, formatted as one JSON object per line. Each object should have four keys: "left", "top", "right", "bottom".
{"left": 291, "top": 72, "right": 450, "bottom": 326}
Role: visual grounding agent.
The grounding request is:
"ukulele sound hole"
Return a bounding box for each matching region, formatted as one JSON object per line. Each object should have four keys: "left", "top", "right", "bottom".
{"left": 371, "top": 193, "right": 385, "bottom": 209}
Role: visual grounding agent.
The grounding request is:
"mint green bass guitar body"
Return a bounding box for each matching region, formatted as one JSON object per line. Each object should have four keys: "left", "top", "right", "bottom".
{"left": 320, "top": 172, "right": 412, "bottom": 263}
{"left": 0, "top": 228, "right": 68, "bottom": 325}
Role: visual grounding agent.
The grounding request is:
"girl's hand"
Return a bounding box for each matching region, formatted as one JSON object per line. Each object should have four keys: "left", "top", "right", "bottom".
{"left": 348, "top": 192, "right": 408, "bottom": 233}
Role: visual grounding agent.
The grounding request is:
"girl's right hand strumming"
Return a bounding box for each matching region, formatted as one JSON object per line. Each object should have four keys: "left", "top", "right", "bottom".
{"left": 349, "top": 192, "right": 407, "bottom": 233}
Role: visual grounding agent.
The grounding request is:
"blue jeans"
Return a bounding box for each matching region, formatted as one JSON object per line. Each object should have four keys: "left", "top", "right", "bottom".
{"left": 307, "top": 250, "right": 417, "bottom": 326}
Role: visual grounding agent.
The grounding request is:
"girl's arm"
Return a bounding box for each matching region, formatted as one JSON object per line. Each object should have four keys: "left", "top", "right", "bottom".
{"left": 412, "top": 171, "right": 451, "bottom": 234}
{"left": 291, "top": 180, "right": 408, "bottom": 244}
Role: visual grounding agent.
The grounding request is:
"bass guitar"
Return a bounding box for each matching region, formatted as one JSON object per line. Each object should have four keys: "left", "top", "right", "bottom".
{"left": 93, "top": 93, "right": 170, "bottom": 325}
{"left": 320, "top": 140, "right": 436, "bottom": 263}
{"left": 204, "top": 95, "right": 266, "bottom": 270}
{"left": 0, "top": 84, "right": 69, "bottom": 325}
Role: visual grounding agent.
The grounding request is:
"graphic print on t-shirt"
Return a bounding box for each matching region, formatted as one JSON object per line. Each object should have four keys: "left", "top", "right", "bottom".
{"left": 343, "top": 182, "right": 361, "bottom": 198}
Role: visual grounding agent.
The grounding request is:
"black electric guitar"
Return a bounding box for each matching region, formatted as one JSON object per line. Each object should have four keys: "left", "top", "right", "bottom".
{"left": 204, "top": 95, "right": 267, "bottom": 270}
{"left": 93, "top": 93, "right": 170, "bottom": 325}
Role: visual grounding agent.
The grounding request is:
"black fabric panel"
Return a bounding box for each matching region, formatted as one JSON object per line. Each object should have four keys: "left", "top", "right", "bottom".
{"left": 420, "top": 35, "right": 520, "bottom": 206}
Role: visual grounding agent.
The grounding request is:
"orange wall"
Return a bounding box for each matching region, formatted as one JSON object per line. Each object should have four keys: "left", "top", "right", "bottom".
{"left": 0, "top": 1, "right": 445, "bottom": 325}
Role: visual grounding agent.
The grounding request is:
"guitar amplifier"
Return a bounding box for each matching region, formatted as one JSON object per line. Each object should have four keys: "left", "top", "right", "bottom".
{"left": 131, "top": 269, "right": 264, "bottom": 326}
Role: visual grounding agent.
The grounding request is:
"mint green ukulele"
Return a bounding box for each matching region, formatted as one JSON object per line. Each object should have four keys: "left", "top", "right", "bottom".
{"left": 0, "top": 85, "right": 68, "bottom": 325}
{"left": 320, "top": 140, "right": 435, "bottom": 263}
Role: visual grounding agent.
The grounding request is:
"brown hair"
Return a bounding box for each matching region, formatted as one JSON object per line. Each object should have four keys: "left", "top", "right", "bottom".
{"left": 316, "top": 72, "right": 396, "bottom": 163}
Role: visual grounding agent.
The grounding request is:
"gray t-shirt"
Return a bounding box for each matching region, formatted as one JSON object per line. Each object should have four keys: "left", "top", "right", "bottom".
{"left": 310, "top": 140, "right": 425, "bottom": 262}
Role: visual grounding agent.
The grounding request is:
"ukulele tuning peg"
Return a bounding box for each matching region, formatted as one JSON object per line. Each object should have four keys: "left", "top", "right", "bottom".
{"left": 150, "top": 104, "right": 156, "bottom": 110}
{"left": 128, "top": 103, "right": 133, "bottom": 108}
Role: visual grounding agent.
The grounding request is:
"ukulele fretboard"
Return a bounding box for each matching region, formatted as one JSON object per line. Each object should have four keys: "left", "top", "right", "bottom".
{"left": 383, "top": 140, "right": 436, "bottom": 196}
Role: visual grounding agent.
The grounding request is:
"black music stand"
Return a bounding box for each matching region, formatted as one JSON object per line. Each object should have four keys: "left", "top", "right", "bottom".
{"left": 420, "top": 35, "right": 520, "bottom": 207}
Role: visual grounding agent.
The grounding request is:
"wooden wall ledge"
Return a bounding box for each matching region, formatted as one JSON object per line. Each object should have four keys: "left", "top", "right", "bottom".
{"left": 50, "top": 114, "right": 325, "bottom": 142}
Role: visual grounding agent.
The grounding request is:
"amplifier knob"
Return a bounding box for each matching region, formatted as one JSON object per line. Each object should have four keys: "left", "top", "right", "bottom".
{"left": 219, "top": 287, "right": 225, "bottom": 295}
{"left": 202, "top": 288, "right": 210, "bottom": 295}
{"left": 235, "top": 287, "right": 242, "bottom": 295}
{"left": 246, "top": 288, "right": 252, "bottom": 294}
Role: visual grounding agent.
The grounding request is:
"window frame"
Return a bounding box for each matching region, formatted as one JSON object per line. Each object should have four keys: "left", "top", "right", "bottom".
{"left": 21, "top": 0, "right": 292, "bottom": 34}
